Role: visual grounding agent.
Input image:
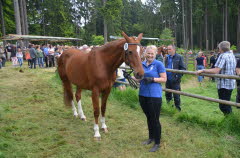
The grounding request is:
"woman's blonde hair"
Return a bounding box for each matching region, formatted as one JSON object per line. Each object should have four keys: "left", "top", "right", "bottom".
{"left": 198, "top": 51, "right": 203, "bottom": 57}
{"left": 146, "top": 45, "right": 158, "bottom": 54}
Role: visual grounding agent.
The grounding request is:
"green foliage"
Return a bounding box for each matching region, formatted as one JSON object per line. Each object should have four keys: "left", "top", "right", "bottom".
{"left": 176, "top": 48, "right": 186, "bottom": 54}
{"left": 100, "top": 0, "right": 123, "bottom": 21}
{"left": 91, "top": 35, "right": 104, "bottom": 45}
{"left": 110, "top": 87, "right": 139, "bottom": 109}
{"left": 159, "top": 28, "right": 174, "bottom": 46}
{"left": 231, "top": 45, "right": 237, "bottom": 51}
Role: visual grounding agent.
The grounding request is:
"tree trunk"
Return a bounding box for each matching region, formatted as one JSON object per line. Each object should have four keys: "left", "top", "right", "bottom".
{"left": 0, "top": 0, "right": 6, "bottom": 46}
{"left": 103, "top": 0, "right": 107, "bottom": 44}
{"left": 199, "top": 25, "right": 202, "bottom": 50}
{"left": 182, "top": 0, "right": 186, "bottom": 49}
{"left": 205, "top": 5, "right": 208, "bottom": 50}
{"left": 190, "top": 0, "right": 193, "bottom": 49}
{"left": 14, "top": 0, "right": 22, "bottom": 35}
{"left": 225, "top": 0, "right": 228, "bottom": 40}
{"left": 22, "top": 0, "right": 28, "bottom": 35}
{"left": 19, "top": 0, "right": 25, "bottom": 35}
{"left": 237, "top": 4, "right": 240, "bottom": 52}
{"left": 211, "top": 20, "right": 214, "bottom": 50}
{"left": 222, "top": 7, "right": 225, "bottom": 40}
{"left": 174, "top": 15, "right": 177, "bottom": 47}
{"left": 185, "top": 0, "right": 188, "bottom": 50}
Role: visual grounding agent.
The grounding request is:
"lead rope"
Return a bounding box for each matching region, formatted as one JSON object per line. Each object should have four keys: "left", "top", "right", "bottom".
{"left": 122, "top": 69, "right": 139, "bottom": 89}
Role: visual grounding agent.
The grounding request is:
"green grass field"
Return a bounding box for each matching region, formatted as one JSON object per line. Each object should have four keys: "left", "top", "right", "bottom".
{"left": 0, "top": 62, "right": 240, "bottom": 158}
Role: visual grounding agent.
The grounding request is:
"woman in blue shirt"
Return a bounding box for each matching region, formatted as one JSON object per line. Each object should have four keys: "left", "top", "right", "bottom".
{"left": 138, "top": 45, "right": 167, "bottom": 152}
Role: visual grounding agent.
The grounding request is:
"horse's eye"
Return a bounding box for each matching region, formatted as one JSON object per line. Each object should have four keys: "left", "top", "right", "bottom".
{"left": 129, "top": 51, "right": 133, "bottom": 54}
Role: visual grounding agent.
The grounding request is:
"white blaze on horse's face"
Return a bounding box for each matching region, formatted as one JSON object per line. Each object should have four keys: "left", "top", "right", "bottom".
{"left": 137, "top": 46, "right": 140, "bottom": 57}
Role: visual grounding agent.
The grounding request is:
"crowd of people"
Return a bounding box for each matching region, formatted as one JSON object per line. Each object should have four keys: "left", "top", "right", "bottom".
{"left": 0, "top": 43, "right": 93, "bottom": 69}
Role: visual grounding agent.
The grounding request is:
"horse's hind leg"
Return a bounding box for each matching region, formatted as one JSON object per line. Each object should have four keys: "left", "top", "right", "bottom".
{"left": 75, "top": 87, "right": 86, "bottom": 121}
{"left": 100, "top": 88, "right": 111, "bottom": 133}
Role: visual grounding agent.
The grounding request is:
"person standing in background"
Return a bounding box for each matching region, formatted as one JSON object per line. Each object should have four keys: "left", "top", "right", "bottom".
{"left": 195, "top": 51, "right": 205, "bottom": 82}
{"left": 16, "top": 48, "right": 23, "bottom": 67}
{"left": 29, "top": 44, "right": 37, "bottom": 69}
{"left": 165, "top": 44, "right": 186, "bottom": 111}
{"left": 197, "top": 41, "right": 236, "bottom": 115}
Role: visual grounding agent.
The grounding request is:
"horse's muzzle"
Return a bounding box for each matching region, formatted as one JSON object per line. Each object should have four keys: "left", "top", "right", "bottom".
{"left": 134, "top": 72, "right": 144, "bottom": 80}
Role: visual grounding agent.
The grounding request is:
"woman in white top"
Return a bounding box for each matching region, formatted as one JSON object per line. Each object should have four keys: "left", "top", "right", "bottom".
{"left": 16, "top": 48, "right": 23, "bottom": 67}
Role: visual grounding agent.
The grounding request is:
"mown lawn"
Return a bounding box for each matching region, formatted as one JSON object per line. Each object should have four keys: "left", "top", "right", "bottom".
{"left": 0, "top": 63, "right": 240, "bottom": 158}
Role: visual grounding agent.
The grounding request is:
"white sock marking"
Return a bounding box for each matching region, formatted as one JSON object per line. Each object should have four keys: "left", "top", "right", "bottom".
{"left": 71, "top": 101, "right": 78, "bottom": 117}
{"left": 94, "top": 124, "right": 101, "bottom": 138}
{"left": 101, "top": 117, "right": 107, "bottom": 129}
{"left": 77, "top": 100, "right": 86, "bottom": 119}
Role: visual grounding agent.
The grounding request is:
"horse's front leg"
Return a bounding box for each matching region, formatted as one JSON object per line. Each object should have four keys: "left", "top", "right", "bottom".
{"left": 92, "top": 88, "right": 101, "bottom": 140}
{"left": 101, "top": 88, "right": 111, "bottom": 133}
{"left": 75, "top": 87, "right": 86, "bottom": 121}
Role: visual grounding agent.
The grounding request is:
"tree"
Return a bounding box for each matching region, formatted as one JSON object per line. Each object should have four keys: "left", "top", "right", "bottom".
{"left": 100, "top": 0, "right": 123, "bottom": 43}
{"left": 0, "top": 0, "right": 6, "bottom": 38}
{"left": 13, "top": 0, "right": 21, "bottom": 35}
{"left": 159, "top": 28, "right": 174, "bottom": 46}
{"left": 91, "top": 35, "right": 104, "bottom": 45}
{"left": 237, "top": 4, "right": 240, "bottom": 52}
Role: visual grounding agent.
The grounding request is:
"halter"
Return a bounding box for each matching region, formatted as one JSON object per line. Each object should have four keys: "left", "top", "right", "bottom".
{"left": 122, "top": 43, "right": 141, "bottom": 89}
{"left": 123, "top": 43, "right": 142, "bottom": 65}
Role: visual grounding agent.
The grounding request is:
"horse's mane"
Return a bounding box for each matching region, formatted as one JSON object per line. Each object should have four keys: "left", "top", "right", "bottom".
{"left": 98, "top": 38, "right": 126, "bottom": 52}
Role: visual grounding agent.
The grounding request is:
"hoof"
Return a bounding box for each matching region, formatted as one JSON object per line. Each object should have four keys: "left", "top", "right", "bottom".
{"left": 94, "top": 137, "right": 101, "bottom": 141}
{"left": 102, "top": 128, "right": 108, "bottom": 133}
{"left": 74, "top": 114, "right": 78, "bottom": 118}
{"left": 81, "top": 117, "right": 87, "bottom": 121}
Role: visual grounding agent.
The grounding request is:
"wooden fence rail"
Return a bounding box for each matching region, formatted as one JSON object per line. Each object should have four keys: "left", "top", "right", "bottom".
{"left": 120, "top": 66, "right": 240, "bottom": 80}
{"left": 117, "top": 66, "right": 240, "bottom": 107}
{"left": 115, "top": 80, "right": 240, "bottom": 108}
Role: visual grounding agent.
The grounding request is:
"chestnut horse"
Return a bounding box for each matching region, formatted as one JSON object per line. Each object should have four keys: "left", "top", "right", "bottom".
{"left": 57, "top": 32, "right": 144, "bottom": 140}
{"left": 158, "top": 45, "right": 168, "bottom": 57}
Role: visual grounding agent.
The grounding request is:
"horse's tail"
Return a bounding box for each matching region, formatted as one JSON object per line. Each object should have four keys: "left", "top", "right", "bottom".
{"left": 57, "top": 53, "right": 73, "bottom": 107}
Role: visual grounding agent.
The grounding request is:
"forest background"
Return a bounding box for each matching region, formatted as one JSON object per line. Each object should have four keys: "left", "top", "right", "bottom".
{"left": 0, "top": 0, "right": 240, "bottom": 52}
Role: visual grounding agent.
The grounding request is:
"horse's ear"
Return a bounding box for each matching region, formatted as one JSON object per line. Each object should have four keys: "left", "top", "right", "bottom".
{"left": 137, "top": 33, "right": 143, "bottom": 41}
{"left": 122, "top": 32, "right": 130, "bottom": 41}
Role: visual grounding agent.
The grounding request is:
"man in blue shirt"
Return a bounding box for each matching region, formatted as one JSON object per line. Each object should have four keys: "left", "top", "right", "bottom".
{"left": 165, "top": 44, "right": 186, "bottom": 111}
{"left": 43, "top": 44, "right": 49, "bottom": 67}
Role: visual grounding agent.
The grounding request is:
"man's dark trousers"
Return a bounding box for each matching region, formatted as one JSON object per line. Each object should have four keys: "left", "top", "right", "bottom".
{"left": 218, "top": 88, "right": 233, "bottom": 114}
{"left": 165, "top": 80, "right": 181, "bottom": 111}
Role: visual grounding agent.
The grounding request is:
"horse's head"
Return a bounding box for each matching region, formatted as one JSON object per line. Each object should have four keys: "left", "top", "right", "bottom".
{"left": 122, "top": 32, "right": 144, "bottom": 79}
{"left": 158, "top": 45, "right": 168, "bottom": 57}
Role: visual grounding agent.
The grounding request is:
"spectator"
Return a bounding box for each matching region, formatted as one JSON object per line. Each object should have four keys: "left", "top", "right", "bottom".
{"left": 195, "top": 51, "right": 205, "bottom": 82}
{"left": 5, "top": 43, "right": 12, "bottom": 61}
{"left": 197, "top": 41, "right": 236, "bottom": 115}
{"left": 113, "top": 62, "right": 127, "bottom": 91}
{"left": 165, "top": 44, "right": 186, "bottom": 111}
{"left": 25, "top": 49, "right": 31, "bottom": 67}
{"left": 48, "top": 45, "right": 55, "bottom": 67}
{"left": 0, "top": 45, "right": 6, "bottom": 67}
{"left": 36, "top": 45, "right": 44, "bottom": 68}
{"left": 29, "top": 44, "right": 37, "bottom": 69}
{"left": 11, "top": 45, "right": 18, "bottom": 67}
{"left": 209, "top": 51, "right": 216, "bottom": 81}
{"left": 43, "top": 44, "right": 49, "bottom": 68}
{"left": 236, "top": 58, "right": 240, "bottom": 109}
{"left": 136, "top": 45, "right": 167, "bottom": 152}
{"left": 16, "top": 48, "right": 23, "bottom": 67}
